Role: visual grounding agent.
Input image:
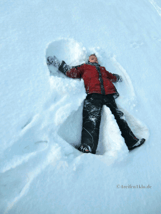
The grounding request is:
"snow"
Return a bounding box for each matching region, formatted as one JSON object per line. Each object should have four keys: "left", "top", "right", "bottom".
{"left": 0, "top": 0, "right": 161, "bottom": 213}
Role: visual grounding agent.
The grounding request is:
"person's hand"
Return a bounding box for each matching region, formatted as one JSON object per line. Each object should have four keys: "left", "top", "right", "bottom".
{"left": 118, "top": 75, "right": 123, "bottom": 82}
{"left": 47, "top": 56, "right": 60, "bottom": 68}
{"left": 47, "top": 56, "right": 54, "bottom": 65}
{"left": 113, "top": 74, "right": 123, "bottom": 82}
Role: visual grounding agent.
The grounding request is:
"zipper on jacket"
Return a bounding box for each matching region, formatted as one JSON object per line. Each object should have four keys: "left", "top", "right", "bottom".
{"left": 96, "top": 66, "right": 105, "bottom": 95}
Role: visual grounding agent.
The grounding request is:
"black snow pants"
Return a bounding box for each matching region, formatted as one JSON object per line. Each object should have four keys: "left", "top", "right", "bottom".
{"left": 81, "top": 93, "right": 138, "bottom": 154}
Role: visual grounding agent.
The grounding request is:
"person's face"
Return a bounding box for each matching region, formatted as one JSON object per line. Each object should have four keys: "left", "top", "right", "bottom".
{"left": 89, "top": 55, "right": 98, "bottom": 63}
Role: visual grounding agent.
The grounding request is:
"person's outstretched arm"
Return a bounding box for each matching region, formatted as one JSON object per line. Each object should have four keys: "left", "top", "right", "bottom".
{"left": 59, "top": 61, "right": 84, "bottom": 79}
{"left": 105, "top": 69, "right": 122, "bottom": 82}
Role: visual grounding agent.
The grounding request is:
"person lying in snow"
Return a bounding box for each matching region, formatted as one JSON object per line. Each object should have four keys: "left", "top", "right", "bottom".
{"left": 47, "top": 54, "right": 145, "bottom": 154}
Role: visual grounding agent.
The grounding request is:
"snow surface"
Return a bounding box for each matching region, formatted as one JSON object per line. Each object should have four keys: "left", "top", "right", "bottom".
{"left": 0, "top": 0, "right": 161, "bottom": 213}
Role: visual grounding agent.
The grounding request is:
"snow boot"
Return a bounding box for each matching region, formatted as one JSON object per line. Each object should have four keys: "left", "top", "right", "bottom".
{"left": 47, "top": 56, "right": 61, "bottom": 68}
{"left": 78, "top": 144, "right": 92, "bottom": 153}
{"left": 128, "top": 138, "right": 146, "bottom": 151}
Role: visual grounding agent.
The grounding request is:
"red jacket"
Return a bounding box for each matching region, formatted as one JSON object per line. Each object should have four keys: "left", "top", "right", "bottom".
{"left": 65, "top": 62, "right": 118, "bottom": 95}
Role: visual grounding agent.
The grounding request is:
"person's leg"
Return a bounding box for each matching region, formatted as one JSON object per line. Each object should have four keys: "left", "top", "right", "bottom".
{"left": 80, "top": 94, "right": 103, "bottom": 154}
{"left": 104, "top": 95, "right": 138, "bottom": 149}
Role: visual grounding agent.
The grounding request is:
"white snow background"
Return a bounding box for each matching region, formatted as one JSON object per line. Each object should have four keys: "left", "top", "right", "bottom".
{"left": 0, "top": 0, "right": 161, "bottom": 213}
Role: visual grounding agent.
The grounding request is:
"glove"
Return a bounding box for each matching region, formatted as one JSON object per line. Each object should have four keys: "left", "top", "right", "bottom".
{"left": 47, "top": 56, "right": 60, "bottom": 69}
{"left": 118, "top": 75, "right": 123, "bottom": 82}
{"left": 59, "top": 61, "right": 71, "bottom": 75}
{"left": 113, "top": 74, "right": 123, "bottom": 82}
